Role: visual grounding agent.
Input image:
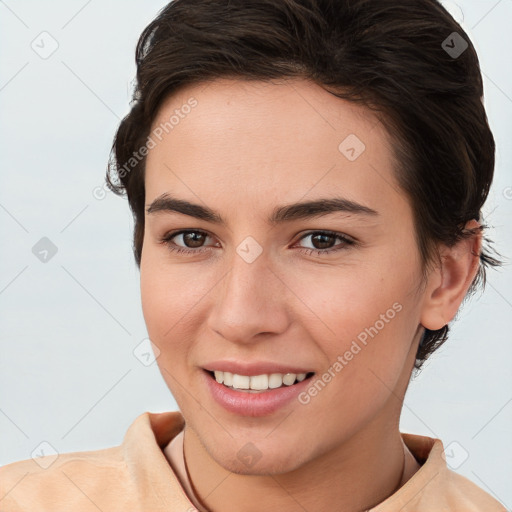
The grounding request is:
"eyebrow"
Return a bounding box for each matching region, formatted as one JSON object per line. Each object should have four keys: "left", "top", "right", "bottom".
{"left": 146, "top": 193, "right": 379, "bottom": 225}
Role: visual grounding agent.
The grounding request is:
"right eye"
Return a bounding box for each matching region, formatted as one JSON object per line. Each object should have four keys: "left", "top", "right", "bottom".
{"left": 159, "top": 229, "right": 218, "bottom": 255}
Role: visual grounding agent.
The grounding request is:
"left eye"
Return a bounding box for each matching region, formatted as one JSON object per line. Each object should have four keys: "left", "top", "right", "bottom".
{"left": 295, "top": 231, "right": 355, "bottom": 255}
{"left": 159, "top": 229, "right": 355, "bottom": 256}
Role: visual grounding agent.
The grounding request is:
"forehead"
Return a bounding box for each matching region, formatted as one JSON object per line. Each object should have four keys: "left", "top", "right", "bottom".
{"left": 145, "top": 78, "right": 406, "bottom": 219}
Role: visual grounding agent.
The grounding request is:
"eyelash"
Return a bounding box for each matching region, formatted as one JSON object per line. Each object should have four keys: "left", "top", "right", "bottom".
{"left": 158, "top": 229, "right": 356, "bottom": 257}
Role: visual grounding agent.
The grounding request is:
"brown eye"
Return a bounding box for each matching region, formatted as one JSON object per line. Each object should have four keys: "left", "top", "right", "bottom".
{"left": 296, "top": 230, "right": 355, "bottom": 256}
{"left": 160, "top": 230, "right": 215, "bottom": 255}
{"left": 309, "top": 233, "right": 337, "bottom": 250}
{"left": 180, "top": 231, "right": 207, "bottom": 248}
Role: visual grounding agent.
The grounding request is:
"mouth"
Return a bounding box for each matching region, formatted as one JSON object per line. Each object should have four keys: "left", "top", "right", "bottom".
{"left": 204, "top": 369, "right": 316, "bottom": 393}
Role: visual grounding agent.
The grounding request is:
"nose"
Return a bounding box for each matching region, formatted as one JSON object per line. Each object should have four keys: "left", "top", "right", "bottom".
{"left": 207, "top": 248, "right": 290, "bottom": 344}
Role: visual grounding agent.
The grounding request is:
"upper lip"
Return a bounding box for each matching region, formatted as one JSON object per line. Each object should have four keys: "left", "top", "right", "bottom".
{"left": 202, "top": 361, "right": 314, "bottom": 376}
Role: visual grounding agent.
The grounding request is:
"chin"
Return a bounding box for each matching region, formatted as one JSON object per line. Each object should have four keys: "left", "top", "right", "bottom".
{"left": 206, "top": 440, "right": 310, "bottom": 476}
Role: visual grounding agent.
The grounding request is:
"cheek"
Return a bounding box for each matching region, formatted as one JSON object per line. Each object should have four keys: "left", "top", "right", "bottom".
{"left": 292, "top": 269, "right": 418, "bottom": 440}
{"left": 291, "top": 260, "right": 409, "bottom": 332}
{"left": 140, "top": 256, "right": 207, "bottom": 404}
{"left": 141, "top": 250, "right": 202, "bottom": 335}
{"left": 289, "top": 257, "right": 418, "bottom": 382}
{"left": 140, "top": 256, "right": 169, "bottom": 340}
{"left": 139, "top": 250, "right": 220, "bottom": 378}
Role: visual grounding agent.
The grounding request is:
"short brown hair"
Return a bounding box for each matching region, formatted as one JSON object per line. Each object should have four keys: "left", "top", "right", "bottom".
{"left": 107, "top": 0, "right": 503, "bottom": 370}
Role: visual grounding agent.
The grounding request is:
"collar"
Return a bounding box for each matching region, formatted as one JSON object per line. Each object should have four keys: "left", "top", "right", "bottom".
{"left": 123, "top": 410, "right": 447, "bottom": 511}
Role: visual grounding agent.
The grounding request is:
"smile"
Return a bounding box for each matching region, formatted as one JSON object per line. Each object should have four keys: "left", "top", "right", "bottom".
{"left": 202, "top": 367, "right": 316, "bottom": 416}
{"left": 210, "top": 370, "right": 314, "bottom": 392}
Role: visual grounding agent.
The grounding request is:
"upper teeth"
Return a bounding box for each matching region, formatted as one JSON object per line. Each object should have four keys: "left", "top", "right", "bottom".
{"left": 213, "top": 371, "right": 307, "bottom": 391}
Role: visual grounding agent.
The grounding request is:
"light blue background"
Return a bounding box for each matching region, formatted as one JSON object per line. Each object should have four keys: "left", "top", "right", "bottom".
{"left": 0, "top": 0, "right": 511, "bottom": 508}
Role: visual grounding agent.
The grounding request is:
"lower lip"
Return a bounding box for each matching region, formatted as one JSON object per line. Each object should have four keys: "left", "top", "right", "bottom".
{"left": 203, "top": 371, "right": 313, "bottom": 417}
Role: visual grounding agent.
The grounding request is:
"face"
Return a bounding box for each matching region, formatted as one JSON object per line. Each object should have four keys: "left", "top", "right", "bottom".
{"left": 141, "top": 78, "right": 427, "bottom": 474}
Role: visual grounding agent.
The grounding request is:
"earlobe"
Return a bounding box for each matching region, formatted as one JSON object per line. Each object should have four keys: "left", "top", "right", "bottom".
{"left": 420, "top": 219, "right": 482, "bottom": 331}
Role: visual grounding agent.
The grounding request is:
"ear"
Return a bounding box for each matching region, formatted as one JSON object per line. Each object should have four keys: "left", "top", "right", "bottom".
{"left": 420, "top": 219, "right": 482, "bottom": 331}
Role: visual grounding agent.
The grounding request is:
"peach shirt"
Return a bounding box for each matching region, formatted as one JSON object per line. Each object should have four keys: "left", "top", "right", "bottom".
{"left": 0, "top": 411, "right": 506, "bottom": 511}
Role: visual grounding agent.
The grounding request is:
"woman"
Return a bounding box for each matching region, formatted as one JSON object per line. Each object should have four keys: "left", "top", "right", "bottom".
{"left": 0, "top": 0, "right": 506, "bottom": 510}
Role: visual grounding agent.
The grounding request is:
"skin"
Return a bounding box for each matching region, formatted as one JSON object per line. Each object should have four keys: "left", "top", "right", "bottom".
{"left": 140, "top": 78, "right": 482, "bottom": 512}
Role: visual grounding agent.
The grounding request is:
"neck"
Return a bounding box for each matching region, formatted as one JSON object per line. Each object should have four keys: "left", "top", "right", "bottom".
{"left": 183, "top": 404, "right": 414, "bottom": 512}
{"left": 180, "top": 331, "right": 423, "bottom": 512}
